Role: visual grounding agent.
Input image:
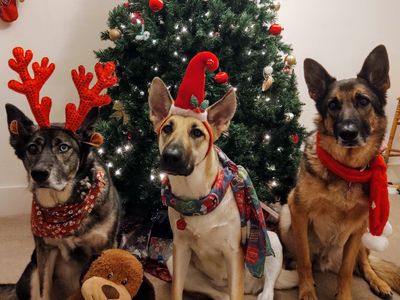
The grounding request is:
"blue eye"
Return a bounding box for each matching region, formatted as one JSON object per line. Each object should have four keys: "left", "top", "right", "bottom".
{"left": 59, "top": 144, "right": 70, "bottom": 153}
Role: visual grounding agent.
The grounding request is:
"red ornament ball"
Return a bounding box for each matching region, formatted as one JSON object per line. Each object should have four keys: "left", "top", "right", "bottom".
{"left": 123, "top": 2, "right": 130, "bottom": 8}
{"left": 130, "top": 11, "right": 144, "bottom": 25}
{"left": 269, "top": 23, "right": 284, "bottom": 35}
{"left": 291, "top": 134, "right": 300, "bottom": 144}
{"left": 149, "top": 0, "right": 164, "bottom": 12}
{"left": 214, "top": 72, "right": 229, "bottom": 84}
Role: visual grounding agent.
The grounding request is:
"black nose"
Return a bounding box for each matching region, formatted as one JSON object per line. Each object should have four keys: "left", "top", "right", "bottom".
{"left": 160, "top": 145, "right": 193, "bottom": 176}
{"left": 162, "top": 146, "right": 183, "bottom": 166}
{"left": 31, "top": 170, "right": 50, "bottom": 183}
{"left": 338, "top": 123, "right": 359, "bottom": 142}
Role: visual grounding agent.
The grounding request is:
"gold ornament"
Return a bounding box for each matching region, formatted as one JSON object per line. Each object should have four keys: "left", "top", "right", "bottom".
{"left": 285, "top": 54, "right": 297, "bottom": 66}
{"left": 271, "top": 1, "right": 281, "bottom": 11}
{"left": 109, "top": 28, "right": 122, "bottom": 41}
{"left": 110, "top": 101, "right": 130, "bottom": 125}
{"left": 262, "top": 76, "right": 274, "bottom": 92}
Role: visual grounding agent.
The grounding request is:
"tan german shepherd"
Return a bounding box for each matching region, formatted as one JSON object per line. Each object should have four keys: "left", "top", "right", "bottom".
{"left": 280, "top": 45, "right": 400, "bottom": 300}
{"left": 148, "top": 78, "right": 288, "bottom": 300}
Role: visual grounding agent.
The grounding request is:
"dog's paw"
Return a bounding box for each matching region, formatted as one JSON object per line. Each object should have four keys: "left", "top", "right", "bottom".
{"left": 299, "top": 287, "right": 317, "bottom": 300}
{"left": 369, "top": 280, "right": 393, "bottom": 299}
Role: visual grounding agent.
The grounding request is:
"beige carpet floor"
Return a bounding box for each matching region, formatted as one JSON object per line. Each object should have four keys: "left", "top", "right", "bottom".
{"left": 0, "top": 196, "right": 399, "bottom": 300}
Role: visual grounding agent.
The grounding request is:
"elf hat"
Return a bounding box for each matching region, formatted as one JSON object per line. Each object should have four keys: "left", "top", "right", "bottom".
{"left": 169, "top": 51, "right": 219, "bottom": 121}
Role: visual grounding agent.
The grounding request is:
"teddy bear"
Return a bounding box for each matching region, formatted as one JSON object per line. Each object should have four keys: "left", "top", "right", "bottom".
{"left": 69, "top": 248, "right": 154, "bottom": 300}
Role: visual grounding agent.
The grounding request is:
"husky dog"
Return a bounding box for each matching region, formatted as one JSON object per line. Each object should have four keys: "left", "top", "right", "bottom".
{"left": 0, "top": 47, "right": 120, "bottom": 300}
{"left": 280, "top": 45, "right": 400, "bottom": 300}
{"left": 1, "top": 105, "right": 120, "bottom": 300}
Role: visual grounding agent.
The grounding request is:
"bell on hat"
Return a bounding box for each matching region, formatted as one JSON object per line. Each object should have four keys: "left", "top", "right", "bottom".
{"left": 169, "top": 51, "right": 219, "bottom": 121}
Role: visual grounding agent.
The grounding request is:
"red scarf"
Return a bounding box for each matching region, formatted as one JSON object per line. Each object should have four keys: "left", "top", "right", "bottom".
{"left": 316, "top": 133, "right": 389, "bottom": 236}
{"left": 31, "top": 171, "right": 106, "bottom": 239}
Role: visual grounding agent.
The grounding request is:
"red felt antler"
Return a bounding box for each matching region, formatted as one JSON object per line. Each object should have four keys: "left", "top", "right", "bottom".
{"left": 65, "top": 62, "right": 117, "bottom": 132}
{"left": 8, "top": 47, "right": 55, "bottom": 128}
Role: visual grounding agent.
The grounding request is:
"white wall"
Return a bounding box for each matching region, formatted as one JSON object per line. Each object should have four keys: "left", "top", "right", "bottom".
{"left": 1, "top": 0, "right": 400, "bottom": 215}
{"left": 279, "top": 0, "right": 400, "bottom": 141}
{"left": 0, "top": 0, "right": 117, "bottom": 215}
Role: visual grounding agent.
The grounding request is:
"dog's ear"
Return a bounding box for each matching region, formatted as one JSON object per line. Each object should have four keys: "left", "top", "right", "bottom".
{"left": 5, "top": 103, "right": 35, "bottom": 135}
{"left": 148, "top": 77, "right": 173, "bottom": 131}
{"left": 358, "top": 45, "right": 390, "bottom": 93}
{"left": 207, "top": 88, "right": 237, "bottom": 139}
{"left": 304, "top": 58, "right": 336, "bottom": 101}
{"left": 5, "top": 103, "right": 36, "bottom": 158}
{"left": 77, "top": 108, "right": 104, "bottom": 147}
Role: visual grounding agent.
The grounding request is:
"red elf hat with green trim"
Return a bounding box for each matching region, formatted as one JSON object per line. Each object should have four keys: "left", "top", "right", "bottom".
{"left": 169, "top": 51, "right": 219, "bottom": 121}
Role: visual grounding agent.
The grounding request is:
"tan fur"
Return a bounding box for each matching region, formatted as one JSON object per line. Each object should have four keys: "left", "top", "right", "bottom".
{"left": 149, "top": 77, "right": 283, "bottom": 300}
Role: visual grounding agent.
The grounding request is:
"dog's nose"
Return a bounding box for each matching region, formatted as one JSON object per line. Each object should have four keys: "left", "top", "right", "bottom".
{"left": 162, "top": 147, "right": 183, "bottom": 165}
{"left": 338, "top": 123, "right": 359, "bottom": 142}
{"left": 31, "top": 170, "right": 50, "bottom": 183}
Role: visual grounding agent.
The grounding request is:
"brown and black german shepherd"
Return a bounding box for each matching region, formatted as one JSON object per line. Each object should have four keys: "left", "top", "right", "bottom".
{"left": 280, "top": 45, "right": 400, "bottom": 300}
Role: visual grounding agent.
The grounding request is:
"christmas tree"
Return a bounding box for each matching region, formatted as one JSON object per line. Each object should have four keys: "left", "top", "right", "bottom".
{"left": 96, "top": 0, "right": 304, "bottom": 217}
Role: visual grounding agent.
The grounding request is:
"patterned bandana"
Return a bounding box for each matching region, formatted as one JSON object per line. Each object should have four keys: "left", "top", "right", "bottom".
{"left": 161, "top": 147, "right": 274, "bottom": 278}
{"left": 31, "top": 171, "right": 106, "bottom": 239}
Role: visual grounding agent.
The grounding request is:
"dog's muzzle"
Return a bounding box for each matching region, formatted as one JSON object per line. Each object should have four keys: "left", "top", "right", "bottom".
{"left": 160, "top": 145, "right": 194, "bottom": 176}
{"left": 335, "top": 121, "right": 364, "bottom": 147}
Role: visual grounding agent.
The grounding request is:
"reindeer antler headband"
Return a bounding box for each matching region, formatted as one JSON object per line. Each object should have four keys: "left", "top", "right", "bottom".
{"left": 8, "top": 47, "right": 117, "bottom": 131}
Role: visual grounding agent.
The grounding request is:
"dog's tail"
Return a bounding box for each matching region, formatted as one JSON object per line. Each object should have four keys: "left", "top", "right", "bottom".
{"left": 0, "top": 284, "right": 17, "bottom": 300}
{"left": 275, "top": 269, "right": 299, "bottom": 289}
{"left": 369, "top": 256, "right": 400, "bottom": 294}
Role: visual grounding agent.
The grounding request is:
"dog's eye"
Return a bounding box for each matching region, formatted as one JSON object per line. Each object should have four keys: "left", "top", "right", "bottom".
{"left": 328, "top": 99, "right": 341, "bottom": 111}
{"left": 59, "top": 144, "right": 70, "bottom": 153}
{"left": 107, "top": 272, "right": 113, "bottom": 279}
{"left": 121, "top": 278, "right": 128, "bottom": 285}
{"left": 162, "top": 124, "right": 173, "bottom": 134}
{"left": 27, "top": 144, "right": 39, "bottom": 155}
{"left": 357, "top": 96, "right": 370, "bottom": 107}
{"left": 191, "top": 128, "right": 204, "bottom": 138}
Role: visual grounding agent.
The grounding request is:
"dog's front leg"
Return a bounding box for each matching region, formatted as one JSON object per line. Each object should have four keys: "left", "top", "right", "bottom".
{"left": 171, "top": 242, "right": 191, "bottom": 300}
{"left": 289, "top": 198, "right": 317, "bottom": 300}
{"left": 336, "top": 225, "right": 364, "bottom": 300}
{"left": 225, "top": 248, "right": 244, "bottom": 300}
{"left": 35, "top": 238, "right": 58, "bottom": 300}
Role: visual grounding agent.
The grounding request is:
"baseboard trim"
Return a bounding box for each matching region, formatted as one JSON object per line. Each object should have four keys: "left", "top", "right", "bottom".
{"left": 0, "top": 185, "right": 30, "bottom": 216}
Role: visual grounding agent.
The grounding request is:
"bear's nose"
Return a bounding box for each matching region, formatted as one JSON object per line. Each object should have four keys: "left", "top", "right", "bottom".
{"left": 102, "top": 284, "right": 120, "bottom": 299}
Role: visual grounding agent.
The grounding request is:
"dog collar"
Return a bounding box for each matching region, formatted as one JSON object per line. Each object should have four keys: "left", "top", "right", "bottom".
{"left": 156, "top": 115, "right": 213, "bottom": 159}
{"left": 31, "top": 170, "right": 106, "bottom": 239}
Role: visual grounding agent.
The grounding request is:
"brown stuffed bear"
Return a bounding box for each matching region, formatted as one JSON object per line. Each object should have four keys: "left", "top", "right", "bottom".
{"left": 69, "top": 249, "right": 144, "bottom": 300}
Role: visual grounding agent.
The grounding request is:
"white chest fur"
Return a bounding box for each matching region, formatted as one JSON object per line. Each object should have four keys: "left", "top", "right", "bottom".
{"left": 168, "top": 187, "right": 242, "bottom": 283}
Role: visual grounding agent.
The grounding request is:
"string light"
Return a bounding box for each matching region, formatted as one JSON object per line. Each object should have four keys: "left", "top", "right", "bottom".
{"left": 208, "top": 31, "right": 214, "bottom": 37}
{"left": 106, "top": 162, "right": 113, "bottom": 168}
{"left": 264, "top": 133, "right": 271, "bottom": 143}
{"left": 173, "top": 51, "right": 178, "bottom": 56}
{"left": 152, "top": 39, "right": 157, "bottom": 45}
{"left": 124, "top": 144, "right": 132, "bottom": 151}
{"left": 181, "top": 26, "right": 187, "bottom": 33}
{"left": 115, "top": 169, "right": 122, "bottom": 176}
{"left": 116, "top": 147, "right": 123, "bottom": 154}
{"left": 265, "top": 96, "right": 271, "bottom": 102}
{"left": 98, "top": 148, "right": 104, "bottom": 155}
{"left": 182, "top": 57, "right": 187, "bottom": 62}
{"left": 176, "top": 36, "right": 181, "bottom": 41}
{"left": 159, "top": 173, "right": 166, "bottom": 180}
{"left": 150, "top": 174, "right": 155, "bottom": 181}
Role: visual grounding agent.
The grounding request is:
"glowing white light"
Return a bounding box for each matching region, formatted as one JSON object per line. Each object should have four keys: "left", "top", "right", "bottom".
{"left": 124, "top": 144, "right": 132, "bottom": 151}
{"left": 182, "top": 57, "right": 187, "bottom": 62}
{"left": 140, "top": 91, "right": 145, "bottom": 96}
{"left": 176, "top": 36, "right": 181, "bottom": 41}
{"left": 209, "top": 31, "right": 214, "bottom": 37}
{"left": 120, "top": 24, "right": 126, "bottom": 29}
{"left": 159, "top": 173, "right": 166, "bottom": 180}
{"left": 262, "top": 51, "right": 266, "bottom": 55}
{"left": 247, "top": 50, "right": 252, "bottom": 56}
{"left": 277, "top": 147, "right": 283, "bottom": 152}
{"left": 205, "top": 11, "right": 210, "bottom": 17}
{"left": 116, "top": 147, "right": 123, "bottom": 154}
{"left": 245, "top": 27, "right": 249, "bottom": 32}
{"left": 265, "top": 97, "right": 271, "bottom": 102}
{"left": 173, "top": 51, "right": 178, "bottom": 56}
{"left": 271, "top": 180, "right": 278, "bottom": 187}
{"left": 150, "top": 174, "right": 155, "bottom": 181}
{"left": 152, "top": 39, "right": 157, "bottom": 45}
{"left": 115, "top": 169, "right": 122, "bottom": 176}
{"left": 98, "top": 148, "right": 104, "bottom": 155}
{"left": 181, "top": 26, "right": 187, "bottom": 33}
{"left": 154, "top": 67, "right": 159, "bottom": 71}
{"left": 106, "top": 162, "right": 113, "bottom": 168}
{"left": 174, "top": 24, "right": 179, "bottom": 29}
{"left": 264, "top": 134, "right": 271, "bottom": 141}
{"left": 233, "top": 87, "right": 238, "bottom": 92}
